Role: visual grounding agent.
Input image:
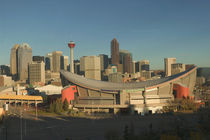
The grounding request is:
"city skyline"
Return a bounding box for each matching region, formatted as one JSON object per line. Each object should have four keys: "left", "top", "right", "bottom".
{"left": 1, "top": 0, "right": 210, "bottom": 69}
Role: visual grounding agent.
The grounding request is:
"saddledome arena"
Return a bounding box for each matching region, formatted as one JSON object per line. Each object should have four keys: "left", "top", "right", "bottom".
{"left": 60, "top": 66, "right": 197, "bottom": 114}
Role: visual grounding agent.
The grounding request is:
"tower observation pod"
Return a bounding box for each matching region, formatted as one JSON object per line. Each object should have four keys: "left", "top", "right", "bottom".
{"left": 68, "top": 41, "right": 75, "bottom": 73}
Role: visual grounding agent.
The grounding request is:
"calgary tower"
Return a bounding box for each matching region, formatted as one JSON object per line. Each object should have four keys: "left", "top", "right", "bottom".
{"left": 68, "top": 41, "right": 75, "bottom": 73}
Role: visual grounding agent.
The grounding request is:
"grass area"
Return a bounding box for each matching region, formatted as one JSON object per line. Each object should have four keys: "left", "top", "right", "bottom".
{"left": 26, "top": 108, "right": 114, "bottom": 120}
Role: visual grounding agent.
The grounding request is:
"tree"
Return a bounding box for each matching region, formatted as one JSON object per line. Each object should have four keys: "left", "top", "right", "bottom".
{"left": 49, "top": 102, "right": 55, "bottom": 113}
{"left": 63, "top": 98, "right": 69, "bottom": 111}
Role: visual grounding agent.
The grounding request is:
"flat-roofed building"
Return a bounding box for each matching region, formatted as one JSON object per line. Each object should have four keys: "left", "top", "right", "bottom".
{"left": 108, "top": 72, "right": 123, "bottom": 83}
{"left": 80, "top": 56, "right": 101, "bottom": 80}
{"left": 119, "top": 50, "right": 133, "bottom": 73}
{"left": 10, "top": 44, "right": 20, "bottom": 79}
{"left": 33, "top": 56, "right": 44, "bottom": 62}
{"left": 0, "top": 65, "right": 10, "bottom": 76}
{"left": 141, "top": 70, "right": 152, "bottom": 80}
{"left": 164, "top": 58, "right": 176, "bottom": 77}
{"left": 99, "top": 54, "right": 109, "bottom": 71}
{"left": 111, "top": 38, "right": 119, "bottom": 66}
{"left": 45, "top": 53, "right": 53, "bottom": 71}
{"left": 135, "top": 60, "right": 150, "bottom": 73}
{"left": 171, "top": 63, "right": 186, "bottom": 75}
{"left": 60, "top": 56, "right": 69, "bottom": 71}
{"left": 52, "top": 51, "right": 62, "bottom": 72}
{"left": 17, "top": 43, "right": 32, "bottom": 81}
{"left": 29, "top": 61, "right": 45, "bottom": 85}
{"left": 0, "top": 75, "right": 14, "bottom": 87}
{"left": 73, "top": 60, "right": 80, "bottom": 75}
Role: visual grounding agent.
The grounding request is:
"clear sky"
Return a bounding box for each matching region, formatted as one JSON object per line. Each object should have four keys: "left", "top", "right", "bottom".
{"left": 0, "top": 0, "right": 210, "bottom": 69}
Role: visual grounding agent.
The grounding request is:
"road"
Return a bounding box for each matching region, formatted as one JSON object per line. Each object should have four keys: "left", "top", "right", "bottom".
{"left": 0, "top": 106, "right": 200, "bottom": 140}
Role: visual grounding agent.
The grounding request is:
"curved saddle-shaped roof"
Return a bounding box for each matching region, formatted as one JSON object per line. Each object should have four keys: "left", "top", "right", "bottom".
{"left": 60, "top": 66, "right": 197, "bottom": 91}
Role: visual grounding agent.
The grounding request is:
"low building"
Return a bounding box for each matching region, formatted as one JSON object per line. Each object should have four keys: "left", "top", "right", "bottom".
{"left": 35, "top": 85, "right": 62, "bottom": 96}
{"left": 171, "top": 63, "right": 186, "bottom": 75}
{"left": 45, "top": 71, "right": 60, "bottom": 84}
{"left": 141, "top": 70, "right": 151, "bottom": 80}
{"left": 0, "top": 75, "right": 14, "bottom": 87}
{"left": 196, "top": 77, "right": 206, "bottom": 86}
{"left": 0, "top": 65, "right": 10, "bottom": 76}
{"left": 108, "top": 72, "right": 123, "bottom": 83}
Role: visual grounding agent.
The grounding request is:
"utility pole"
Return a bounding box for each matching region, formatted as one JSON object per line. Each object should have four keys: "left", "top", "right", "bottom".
{"left": 20, "top": 109, "right": 23, "bottom": 140}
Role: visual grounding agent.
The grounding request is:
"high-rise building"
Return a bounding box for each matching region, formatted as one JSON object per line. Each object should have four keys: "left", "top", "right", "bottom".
{"left": 135, "top": 60, "right": 150, "bottom": 73}
{"left": 99, "top": 54, "right": 109, "bottom": 71}
{"left": 60, "top": 56, "right": 69, "bottom": 71}
{"left": 111, "top": 38, "right": 119, "bottom": 65}
{"left": 10, "top": 44, "right": 20, "bottom": 78}
{"left": 80, "top": 56, "right": 101, "bottom": 80}
{"left": 164, "top": 58, "right": 176, "bottom": 77}
{"left": 29, "top": 61, "right": 45, "bottom": 85}
{"left": 17, "top": 43, "right": 32, "bottom": 81}
{"left": 119, "top": 50, "right": 133, "bottom": 73}
{"left": 140, "top": 60, "right": 150, "bottom": 72}
{"left": 123, "top": 53, "right": 133, "bottom": 73}
{"left": 73, "top": 60, "right": 80, "bottom": 74}
{"left": 52, "top": 51, "right": 62, "bottom": 72}
{"left": 33, "top": 56, "right": 44, "bottom": 62}
{"left": 132, "top": 61, "right": 136, "bottom": 74}
{"left": 45, "top": 53, "right": 53, "bottom": 71}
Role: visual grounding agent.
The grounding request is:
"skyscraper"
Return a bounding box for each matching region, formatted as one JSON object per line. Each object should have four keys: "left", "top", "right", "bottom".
{"left": 52, "top": 51, "right": 62, "bottom": 72}
{"left": 45, "top": 53, "right": 53, "bottom": 71}
{"left": 135, "top": 60, "right": 150, "bottom": 73}
{"left": 111, "top": 38, "right": 119, "bottom": 65}
{"left": 99, "top": 54, "right": 109, "bottom": 71}
{"left": 80, "top": 56, "right": 101, "bottom": 80}
{"left": 164, "top": 58, "right": 176, "bottom": 77}
{"left": 140, "top": 60, "right": 150, "bottom": 72}
{"left": 17, "top": 43, "right": 32, "bottom": 81}
{"left": 119, "top": 50, "right": 133, "bottom": 73}
{"left": 29, "top": 61, "right": 45, "bottom": 85}
{"left": 10, "top": 44, "right": 20, "bottom": 79}
{"left": 60, "top": 56, "right": 69, "bottom": 71}
{"left": 123, "top": 53, "right": 133, "bottom": 73}
{"left": 73, "top": 60, "right": 80, "bottom": 74}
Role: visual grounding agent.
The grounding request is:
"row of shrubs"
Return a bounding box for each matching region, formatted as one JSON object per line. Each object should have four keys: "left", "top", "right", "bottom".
{"left": 48, "top": 98, "right": 69, "bottom": 113}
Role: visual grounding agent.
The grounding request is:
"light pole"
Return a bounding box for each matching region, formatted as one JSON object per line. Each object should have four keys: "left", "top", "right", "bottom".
{"left": 68, "top": 41, "right": 75, "bottom": 73}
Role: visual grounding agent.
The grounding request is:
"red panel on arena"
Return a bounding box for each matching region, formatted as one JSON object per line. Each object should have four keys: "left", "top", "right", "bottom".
{"left": 173, "top": 84, "right": 189, "bottom": 99}
{"left": 62, "top": 85, "right": 77, "bottom": 103}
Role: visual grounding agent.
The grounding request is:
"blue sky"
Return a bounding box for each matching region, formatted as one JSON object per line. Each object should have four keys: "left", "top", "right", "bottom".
{"left": 0, "top": 0, "right": 210, "bottom": 69}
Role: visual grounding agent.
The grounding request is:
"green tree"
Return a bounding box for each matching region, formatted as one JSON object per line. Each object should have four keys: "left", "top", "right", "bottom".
{"left": 49, "top": 102, "right": 55, "bottom": 113}
{"left": 54, "top": 100, "right": 61, "bottom": 113}
{"left": 63, "top": 98, "right": 69, "bottom": 111}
